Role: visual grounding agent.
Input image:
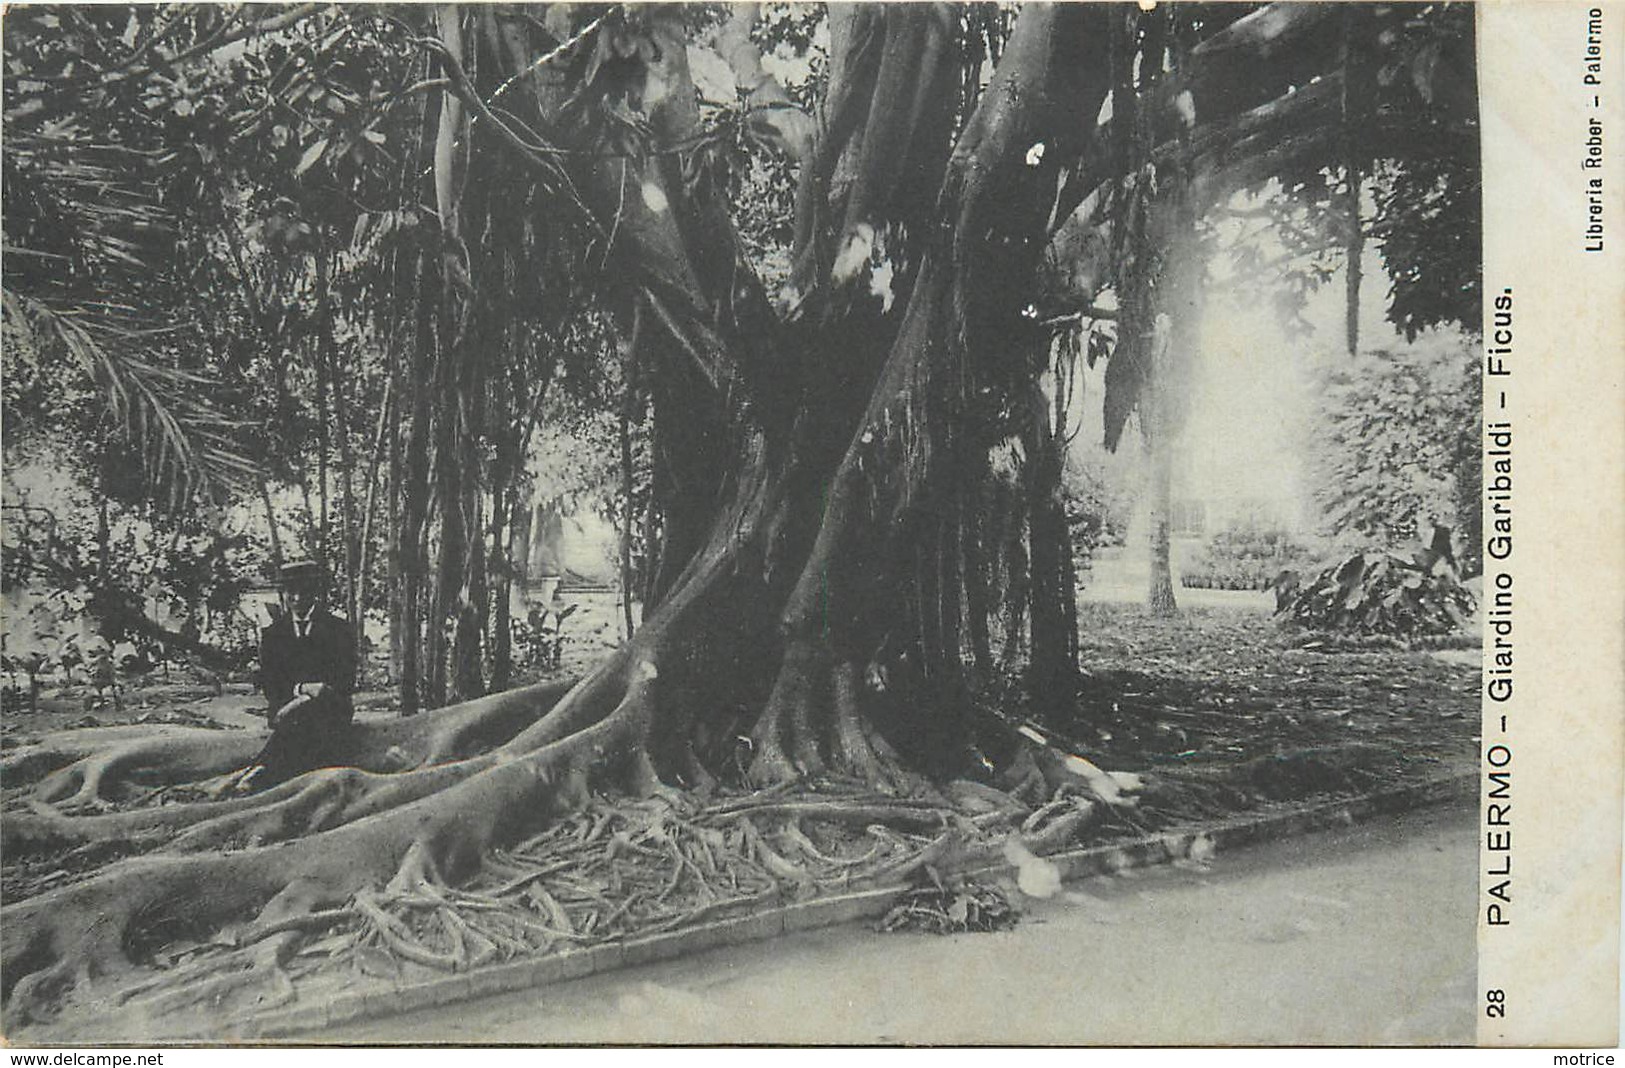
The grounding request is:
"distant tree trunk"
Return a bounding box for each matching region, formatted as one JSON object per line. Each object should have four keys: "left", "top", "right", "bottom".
{"left": 511, "top": 498, "right": 533, "bottom": 592}
{"left": 426, "top": 4, "right": 469, "bottom": 709}
{"left": 337, "top": 392, "right": 361, "bottom": 642}
{"left": 256, "top": 476, "right": 285, "bottom": 591}
{"left": 311, "top": 249, "right": 333, "bottom": 565}
{"left": 618, "top": 315, "right": 640, "bottom": 643}
{"left": 489, "top": 500, "right": 515, "bottom": 691}
{"left": 95, "top": 491, "right": 112, "bottom": 590}
{"left": 426, "top": 402, "right": 457, "bottom": 709}
{"left": 296, "top": 473, "right": 320, "bottom": 561}
{"left": 486, "top": 489, "right": 511, "bottom": 692}
{"left": 961, "top": 474, "right": 994, "bottom": 682}
{"left": 999, "top": 475, "right": 1030, "bottom": 671}
{"left": 1144, "top": 194, "right": 1204, "bottom": 621}
{"left": 397, "top": 252, "right": 436, "bottom": 716}
{"left": 1141, "top": 283, "right": 1188, "bottom": 622}
{"left": 1146, "top": 431, "right": 1178, "bottom": 617}
{"left": 1341, "top": 4, "right": 1370, "bottom": 359}
{"left": 1024, "top": 376, "right": 1073, "bottom": 703}
{"left": 353, "top": 377, "right": 393, "bottom": 685}
{"left": 1054, "top": 369, "right": 1080, "bottom": 671}
{"left": 487, "top": 329, "right": 524, "bottom": 694}
{"left": 1343, "top": 168, "right": 1363, "bottom": 358}
{"left": 640, "top": 475, "right": 660, "bottom": 611}
{"left": 1133, "top": 307, "right": 1187, "bottom": 621}
{"left": 448, "top": 305, "right": 490, "bottom": 702}
{"left": 386, "top": 376, "right": 404, "bottom": 687}
{"left": 317, "top": 245, "right": 363, "bottom": 655}
{"left": 384, "top": 54, "right": 432, "bottom": 694}
{"left": 451, "top": 435, "right": 488, "bottom": 701}
{"left": 1114, "top": 6, "right": 1200, "bottom": 622}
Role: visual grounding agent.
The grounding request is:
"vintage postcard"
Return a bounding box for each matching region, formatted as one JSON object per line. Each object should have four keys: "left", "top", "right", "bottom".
{"left": 0, "top": 0, "right": 1618, "bottom": 1050}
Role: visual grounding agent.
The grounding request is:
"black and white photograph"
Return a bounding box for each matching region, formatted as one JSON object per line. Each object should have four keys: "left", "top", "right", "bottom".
{"left": 0, "top": 0, "right": 1617, "bottom": 1049}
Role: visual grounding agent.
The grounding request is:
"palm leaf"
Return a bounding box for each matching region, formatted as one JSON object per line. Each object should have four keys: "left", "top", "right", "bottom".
{"left": 3, "top": 290, "right": 258, "bottom": 504}
{"left": 5, "top": 28, "right": 259, "bottom": 505}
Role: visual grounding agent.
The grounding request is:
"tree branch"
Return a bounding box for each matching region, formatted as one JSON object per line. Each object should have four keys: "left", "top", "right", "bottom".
{"left": 97, "top": 4, "right": 326, "bottom": 88}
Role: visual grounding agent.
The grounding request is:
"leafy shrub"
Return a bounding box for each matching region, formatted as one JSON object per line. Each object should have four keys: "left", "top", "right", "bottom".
{"left": 1272, "top": 531, "right": 1474, "bottom": 636}
{"left": 1311, "top": 333, "right": 1481, "bottom": 573}
{"left": 1181, "top": 523, "right": 1320, "bottom": 591}
{"left": 1065, "top": 456, "right": 1135, "bottom": 567}
{"left": 512, "top": 603, "right": 579, "bottom": 674}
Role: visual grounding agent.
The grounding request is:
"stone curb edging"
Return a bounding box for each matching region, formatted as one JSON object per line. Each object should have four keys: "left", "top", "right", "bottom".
{"left": 218, "top": 770, "right": 1474, "bottom": 1042}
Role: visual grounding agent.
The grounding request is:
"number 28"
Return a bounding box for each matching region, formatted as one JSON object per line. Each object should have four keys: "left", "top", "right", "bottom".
{"left": 1486, "top": 989, "right": 1506, "bottom": 1018}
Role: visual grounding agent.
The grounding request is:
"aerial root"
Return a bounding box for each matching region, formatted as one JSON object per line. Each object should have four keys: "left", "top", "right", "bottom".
{"left": 415, "top": 676, "right": 581, "bottom": 764}
{"left": 622, "top": 747, "right": 666, "bottom": 801}
{"left": 165, "top": 775, "right": 346, "bottom": 853}
{"left": 343, "top": 843, "right": 578, "bottom": 973}
{"left": 5, "top": 774, "right": 327, "bottom": 861}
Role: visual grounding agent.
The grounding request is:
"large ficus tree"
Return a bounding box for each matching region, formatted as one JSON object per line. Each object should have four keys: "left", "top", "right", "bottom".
{"left": 2, "top": 2, "right": 1477, "bottom": 1025}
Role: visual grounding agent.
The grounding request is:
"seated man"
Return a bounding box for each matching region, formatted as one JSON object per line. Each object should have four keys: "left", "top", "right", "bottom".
{"left": 230, "top": 559, "right": 357, "bottom": 793}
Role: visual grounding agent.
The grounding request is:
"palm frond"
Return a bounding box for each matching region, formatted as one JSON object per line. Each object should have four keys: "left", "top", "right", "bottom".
{"left": 2, "top": 290, "right": 259, "bottom": 504}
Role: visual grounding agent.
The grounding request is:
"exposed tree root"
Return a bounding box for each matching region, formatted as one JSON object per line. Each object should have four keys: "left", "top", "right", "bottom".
{"left": 749, "top": 641, "right": 915, "bottom": 793}
{"left": 2, "top": 455, "right": 1125, "bottom": 1036}
{"left": 3, "top": 726, "right": 244, "bottom": 791}
{"left": 1, "top": 657, "right": 655, "bottom": 1026}
{"left": 4, "top": 675, "right": 581, "bottom": 802}
{"left": 29, "top": 728, "right": 263, "bottom": 809}
{"left": 2, "top": 678, "right": 583, "bottom": 859}
{"left": 3, "top": 705, "right": 1118, "bottom": 1035}
{"left": 2, "top": 520, "right": 1129, "bottom": 1040}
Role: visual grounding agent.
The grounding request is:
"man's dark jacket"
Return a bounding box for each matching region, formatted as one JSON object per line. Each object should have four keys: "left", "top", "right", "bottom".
{"left": 259, "top": 609, "right": 356, "bottom": 712}
{"left": 253, "top": 609, "right": 356, "bottom": 784}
